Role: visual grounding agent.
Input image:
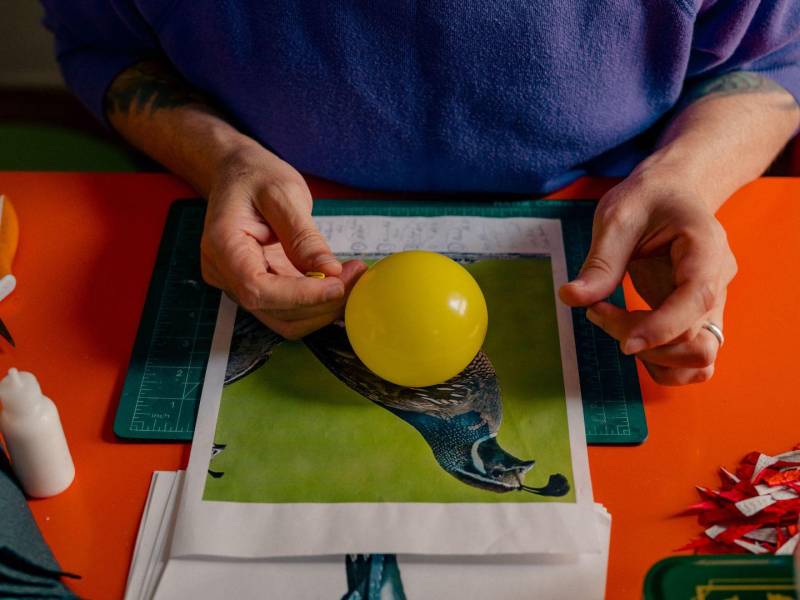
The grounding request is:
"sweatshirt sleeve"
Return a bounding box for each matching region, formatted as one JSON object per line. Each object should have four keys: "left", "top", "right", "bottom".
{"left": 39, "top": 0, "right": 161, "bottom": 122}
{"left": 687, "top": 0, "right": 800, "bottom": 105}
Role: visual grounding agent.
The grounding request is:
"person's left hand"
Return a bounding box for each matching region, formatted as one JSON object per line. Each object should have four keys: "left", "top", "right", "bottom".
{"left": 558, "top": 171, "right": 737, "bottom": 385}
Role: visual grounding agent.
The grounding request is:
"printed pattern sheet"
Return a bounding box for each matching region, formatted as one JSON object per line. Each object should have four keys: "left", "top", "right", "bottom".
{"left": 171, "top": 217, "right": 599, "bottom": 559}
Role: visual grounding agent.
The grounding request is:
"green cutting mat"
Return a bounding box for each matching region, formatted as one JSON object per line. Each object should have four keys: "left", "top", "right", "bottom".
{"left": 114, "top": 198, "right": 646, "bottom": 444}
{"left": 643, "top": 555, "right": 796, "bottom": 599}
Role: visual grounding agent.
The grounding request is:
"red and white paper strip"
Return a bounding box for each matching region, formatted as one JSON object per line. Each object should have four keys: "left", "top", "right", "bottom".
{"left": 680, "top": 444, "right": 800, "bottom": 556}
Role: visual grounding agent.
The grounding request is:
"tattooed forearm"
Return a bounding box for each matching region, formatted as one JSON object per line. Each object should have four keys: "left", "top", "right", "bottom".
{"left": 682, "top": 71, "right": 798, "bottom": 111}
{"left": 104, "top": 60, "right": 208, "bottom": 117}
{"left": 100, "top": 59, "right": 258, "bottom": 197}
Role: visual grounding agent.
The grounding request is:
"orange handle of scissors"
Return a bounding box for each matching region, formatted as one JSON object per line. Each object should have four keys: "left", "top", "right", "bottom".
{"left": 0, "top": 195, "right": 19, "bottom": 300}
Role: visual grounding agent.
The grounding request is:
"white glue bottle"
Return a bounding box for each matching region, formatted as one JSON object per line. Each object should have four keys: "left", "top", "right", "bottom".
{"left": 0, "top": 368, "right": 75, "bottom": 497}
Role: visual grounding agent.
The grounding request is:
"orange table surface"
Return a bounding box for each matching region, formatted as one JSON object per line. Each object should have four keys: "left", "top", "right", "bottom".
{"left": 0, "top": 171, "right": 798, "bottom": 599}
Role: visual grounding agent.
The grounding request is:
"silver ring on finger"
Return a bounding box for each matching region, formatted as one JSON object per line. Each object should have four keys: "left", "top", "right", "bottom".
{"left": 702, "top": 321, "right": 724, "bottom": 347}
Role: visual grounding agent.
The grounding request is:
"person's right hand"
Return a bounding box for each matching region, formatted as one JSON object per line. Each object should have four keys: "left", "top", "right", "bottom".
{"left": 201, "top": 144, "right": 367, "bottom": 339}
{"left": 558, "top": 171, "right": 736, "bottom": 385}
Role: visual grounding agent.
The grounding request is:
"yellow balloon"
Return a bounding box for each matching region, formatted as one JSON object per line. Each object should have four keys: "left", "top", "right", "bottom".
{"left": 345, "top": 250, "right": 488, "bottom": 387}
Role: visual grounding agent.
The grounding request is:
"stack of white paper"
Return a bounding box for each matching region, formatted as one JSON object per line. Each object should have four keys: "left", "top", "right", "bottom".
{"left": 126, "top": 472, "right": 610, "bottom": 599}
{"left": 126, "top": 216, "right": 612, "bottom": 599}
{"left": 124, "top": 471, "right": 184, "bottom": 600}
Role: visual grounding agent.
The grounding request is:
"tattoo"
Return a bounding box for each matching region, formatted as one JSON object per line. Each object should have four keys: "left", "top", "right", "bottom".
{"left": 105, "top": 60, "right": 207, "bottom": 117}
{"left": 683, "top": 71, "right": 798, "bottom": 111}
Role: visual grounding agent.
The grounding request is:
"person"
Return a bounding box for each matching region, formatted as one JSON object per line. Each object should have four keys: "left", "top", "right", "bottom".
{"left": 41, "top": 2, "right": 800, "bottom": 385}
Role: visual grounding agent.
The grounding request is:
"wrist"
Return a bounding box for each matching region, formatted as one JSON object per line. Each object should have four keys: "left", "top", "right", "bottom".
{"left": 627, "top": 147, "right": 726, "bottom": 214}
{"left": 210, "top": 137, "right": 307, "bottom": 206}
{"left": 209, "top": 135, "right": 276, "bottom": 191}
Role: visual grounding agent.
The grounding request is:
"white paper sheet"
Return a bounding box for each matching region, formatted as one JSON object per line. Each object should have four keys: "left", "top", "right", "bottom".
{"left": 124, "top": 472, "right": 166, "bottom": 600}
{"left": 154, "top": 505, "right": 611, "bottom": 600}
{"left": 315, "top": 216, "right": 554, "bottom": 255}
{"left": 124, "top": 471, "right": 184, "bottom": 600}
{"left": 171, "top": 216, "right": 599, "bottom": 559}
{"left": 140, "top": 472, "right": 184, "bottom": 600}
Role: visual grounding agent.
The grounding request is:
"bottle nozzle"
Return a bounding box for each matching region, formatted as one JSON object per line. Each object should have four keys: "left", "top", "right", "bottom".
{"left": 0, "top": 368, "right": 43, "bottom": 415}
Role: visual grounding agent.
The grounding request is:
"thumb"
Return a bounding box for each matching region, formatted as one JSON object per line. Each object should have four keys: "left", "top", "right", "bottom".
{"left": 262, "top": 184, "right": 342, "bottom": 276}
{"left": 559, "top": 209, "right": 639, "bottom": 307}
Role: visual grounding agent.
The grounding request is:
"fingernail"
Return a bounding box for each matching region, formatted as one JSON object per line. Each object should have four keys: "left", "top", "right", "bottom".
{"left": 568, "top": 279, "right": 586, "bottom": 287}
{"left": 585, "top": 308, "right": 599, "bottom": 324}
{"left": 324, "top": 283, "right": 344, "bottom": 301}
{"left": 623, "top": 337, "right": 647, "bottom": 355}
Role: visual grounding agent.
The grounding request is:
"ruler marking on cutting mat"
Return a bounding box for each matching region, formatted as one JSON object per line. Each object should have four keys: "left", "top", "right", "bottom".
{"left": 114, "top": 199, "right": 646, "bottom": 444}
{"left": 115, "top": 201, "right": 220, "bottom": 440}
{"left": 132, "top": 204, "right": 181, "bottom": 433}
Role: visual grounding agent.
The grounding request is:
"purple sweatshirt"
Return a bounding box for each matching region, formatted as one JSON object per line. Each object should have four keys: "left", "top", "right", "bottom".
{"left": 41, "top": 1, "right": 800, "bottom": 193}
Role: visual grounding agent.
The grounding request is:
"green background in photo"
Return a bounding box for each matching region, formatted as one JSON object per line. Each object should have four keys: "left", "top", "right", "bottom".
{"left": 204, "top": 257, "right": 574, "bottom": 503}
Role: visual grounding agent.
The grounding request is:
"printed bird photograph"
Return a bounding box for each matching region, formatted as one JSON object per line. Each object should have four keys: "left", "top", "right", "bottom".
{"left": 205, "top": 256, "right": 574, "bottom": 504}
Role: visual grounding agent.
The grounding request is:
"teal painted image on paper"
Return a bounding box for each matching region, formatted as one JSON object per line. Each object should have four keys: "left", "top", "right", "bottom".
{"left": 204, "top": 257, "right": 574, "bottom": 503}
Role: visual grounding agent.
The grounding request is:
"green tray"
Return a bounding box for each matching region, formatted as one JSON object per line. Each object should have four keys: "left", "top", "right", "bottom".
{"left": 644, "top": 555, "right": 797, "bottom": 599}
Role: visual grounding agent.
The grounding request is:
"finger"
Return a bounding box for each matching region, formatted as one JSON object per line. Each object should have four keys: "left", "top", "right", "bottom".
{"left": 641, "top": 299, "right": 724, "bottom": 384}
{"left": 642, "top": 361, "right": 715, "bottom": 386}
{"left": 636, "top": 334, "right": 719, "bottom": 369}
{"left": 270, "top": 260, "right": 369, "bottom": 320}
{"left": 268, "top": 302, "right": 344, "bottom": 321}
{"left": 585, "top": 301, "right": 647, "bottom": 351}
{"left": 266, "top": 306, "right": 343, "bottom": 323}
{"left": 586, "top": 300, "right": 696, "bottom": 356}
{"left": 252, "top": 310, "right": 338, "bottom": 341}
{"left": 625, "top": 234, "right": 725, "bottom": 352}
{"left": 559, "top": 196, "right": 642, "bottom": 307}
{"left": 234, "top": 273, "right": 346, "bottom": 311}
{"left": 660, "top": 288, "right": 727, "bottom": 347}
{"left": 339, "top": 259, "right": 369, "bottom": 288}
{"left": 255, "top": 180, "right": 342, "bottom": 276}
{"left": 587, "top": 291, "right": 727, "bottom": 368}
{"left": 586, "top": 296, "right": 722, "bottom": 357}
{"left": 205, "top": 220, "right": 346, "bottom": 310}
{"left": 260, "top": 260, "right": 369, "bottom": 321}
